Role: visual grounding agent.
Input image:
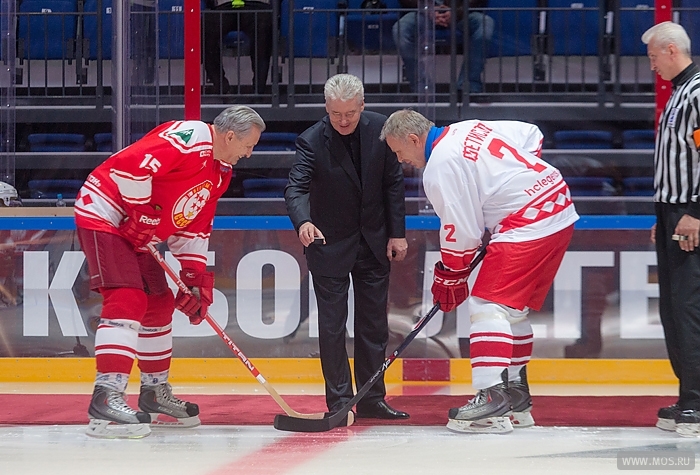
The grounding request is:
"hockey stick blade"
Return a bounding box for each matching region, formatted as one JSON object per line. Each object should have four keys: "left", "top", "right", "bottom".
{"left": 273, "top": 246, "right": 487, "bottom": 432}
{"left": 146, "top": 243, "right": 325, "bottom": 420}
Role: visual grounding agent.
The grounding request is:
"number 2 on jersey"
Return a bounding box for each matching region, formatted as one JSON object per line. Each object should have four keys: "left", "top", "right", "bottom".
{"left": 487, "top": 138, "right": 546, "bottom": 173}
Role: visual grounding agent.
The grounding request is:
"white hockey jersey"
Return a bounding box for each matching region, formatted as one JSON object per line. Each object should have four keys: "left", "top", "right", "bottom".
{"left": 423, "top": 120, "right": 579, "bottom": 272}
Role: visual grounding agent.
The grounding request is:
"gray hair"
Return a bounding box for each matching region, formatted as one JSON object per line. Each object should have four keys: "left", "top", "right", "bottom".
{"left": 380, "top": 109, "right": 434, "bottom": 141}
{"left": 324, "top": 74, "right": 364, "bottom": 103}
{"left": 642, "top": 21, "right": 691, "bottom": 56}
{"left": 213, "top": 105, "right": 266, "bottom": 137}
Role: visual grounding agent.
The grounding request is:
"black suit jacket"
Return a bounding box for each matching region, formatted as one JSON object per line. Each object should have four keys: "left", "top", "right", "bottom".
{"left": 285, "top": 110, "right": 406, "bottom": 277}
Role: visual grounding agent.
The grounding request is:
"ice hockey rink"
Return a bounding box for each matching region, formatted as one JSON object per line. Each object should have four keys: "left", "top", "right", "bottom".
{"left": 2, "top": 382, "right": 698, "bottom": 475}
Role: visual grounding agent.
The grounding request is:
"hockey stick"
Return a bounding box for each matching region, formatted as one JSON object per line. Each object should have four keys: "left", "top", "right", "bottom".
{"left": 146, "top": 243, "right": 327, "bottom": 421}
{"left": 274, "top": 246, "right": 488, "bottom": 432}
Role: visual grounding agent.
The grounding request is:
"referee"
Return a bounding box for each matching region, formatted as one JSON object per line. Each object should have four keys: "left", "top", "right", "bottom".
{"left": 643, "top": 21, "right": 700, "bottom": 438}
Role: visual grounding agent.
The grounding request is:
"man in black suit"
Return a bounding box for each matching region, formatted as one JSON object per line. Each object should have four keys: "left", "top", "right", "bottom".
{"left": 285, "top": 74, "right": 409, "bottom": 419}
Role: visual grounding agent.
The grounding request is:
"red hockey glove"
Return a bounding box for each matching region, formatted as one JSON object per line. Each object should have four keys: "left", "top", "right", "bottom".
{"left": 175, "top": 269, "right": 214, "bottom": 325}
{"left": 119, "top": 204, "right": 162, "bottom": 249}
{"left": 431, "top": 261, "right": 470, "bottom": 313}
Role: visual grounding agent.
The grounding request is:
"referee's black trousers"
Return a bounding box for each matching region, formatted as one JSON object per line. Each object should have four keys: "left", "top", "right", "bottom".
{"left": 656, "top": 202, "right": 700, "bottom": 410}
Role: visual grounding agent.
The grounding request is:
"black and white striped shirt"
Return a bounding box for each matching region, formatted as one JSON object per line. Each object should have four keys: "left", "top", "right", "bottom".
{"left": 654, "top": 63, "right": 700, "bottom": 216}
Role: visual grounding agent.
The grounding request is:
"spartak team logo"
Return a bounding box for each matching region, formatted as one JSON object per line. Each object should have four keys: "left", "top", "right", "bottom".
{"left": 173, "top": 181, "right": 213, "bottom": 228}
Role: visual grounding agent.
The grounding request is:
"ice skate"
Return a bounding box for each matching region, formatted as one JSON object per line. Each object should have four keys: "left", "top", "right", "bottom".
{"left": 675, "top": 410, "right": 700, "bottom": 437}
{"left": 138, "top": 382, "right": 201, "bottom": 428}
{"left": 86, "top": 386, "right": 151, "bottom": 439}
{"left": 446, "top": 374, "right": 513, "bottom": 434}
{"left": 656, "top": 404, "right": 681, "bottom": 431}
{"left": 509, "top": 366, "right": 535, "bottom": 428}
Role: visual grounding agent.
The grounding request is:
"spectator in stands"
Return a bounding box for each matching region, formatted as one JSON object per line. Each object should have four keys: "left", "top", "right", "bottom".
{"left": 392, "top": 0, "right": 493, "bottom": 94}
{"left": 285, "top": 74, "right": 409, "bottom": 420}
{"left": 203, "top": 0, "right": 274, "bottom": 94}
{"left": 642, "top": 21, "right": 700, "bottom": 438}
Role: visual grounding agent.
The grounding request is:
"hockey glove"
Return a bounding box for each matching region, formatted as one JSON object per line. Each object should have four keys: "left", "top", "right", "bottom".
{"left": 119, "top": 204, "right": 162, "bottom": 249}
{"left": 175, "top": 269, "right": 214, "bottom": 325}
{"left": 431, "top": 261, "right": 470, "bottom": 313}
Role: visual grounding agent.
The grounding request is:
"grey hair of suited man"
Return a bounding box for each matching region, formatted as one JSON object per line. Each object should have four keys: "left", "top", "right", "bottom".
{"left": 380, "top": 109, "right": 435, "bottom": 142}
{"left": 213, "top": 105, "right": 266, "bottom": 138}
{"left": 642, "top": 21, "right": 691, "bottom": 56}
{"left": 324, "top": 74, "right": 364, "bottom": 104}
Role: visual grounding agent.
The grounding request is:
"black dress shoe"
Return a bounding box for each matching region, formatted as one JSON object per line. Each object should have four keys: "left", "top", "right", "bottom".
{"left": 356, "top": 400, "right": 410, "bottom": 420}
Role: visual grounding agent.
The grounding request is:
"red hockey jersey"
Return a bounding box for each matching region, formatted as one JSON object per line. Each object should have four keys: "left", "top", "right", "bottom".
{"left": 74, "top": 120, "right": 232, "bottom": 271}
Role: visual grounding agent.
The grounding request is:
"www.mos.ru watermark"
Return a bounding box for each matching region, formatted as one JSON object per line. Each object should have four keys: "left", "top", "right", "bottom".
{"left": 618, "top": 451, "right": 695, "bottom": 470}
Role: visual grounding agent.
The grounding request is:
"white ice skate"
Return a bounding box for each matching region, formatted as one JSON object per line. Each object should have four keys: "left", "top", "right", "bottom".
{"left": 446, "top": 378, "right": 513, "bottom": 434}
{"left": 138, "top": 382, "right": 201, "bottom": 428}
{"left": 676, "top": 410, "right": 700, "bottom": 438}
{"left": 86, "top": 386, "right": 151, "bottom": 439}
{"left": 656, "top": 404, "right": 681, "bottom": 432}
{"left": 509, "top": 366, "right": 535, "bottom": 428}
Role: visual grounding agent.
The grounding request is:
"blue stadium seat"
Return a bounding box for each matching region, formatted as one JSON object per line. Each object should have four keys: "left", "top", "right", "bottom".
{"left": 93, "top": 132, "right": 147, "bottom": 152}
{"left": 255, "top": 132, "right": 298, "bottom": 151}
{"left": 548, "top": 0, "right": 599, "bottom": 56}
{"left": 18, "top": 0, "right": 78, "bottom": 60}
{"left": 281, "top": 0, "right": 339, "bottom": 58}
{"left": 679, "top": 0, "right": 700, "bottom": 61}
{"left": 242, "top": 178, "right": 289, "bottom": 197}
{"left": 619, "top": 0, "right": 653, "bottom": 56}
{"left": 488, "top": 0, "right": 536, "bottom": 57}
{"left": 621, "top": 129, "right": 655, "bottom": 149}
{"left": 553, "top": 130, "right": 614, "bottom": 149}
{"left": 28, "top": 179, "right": 84, "bottom": 199}
{"left": 564, "top": 176, "right": 616, "bottom": 196}
{"left": 404, "top": 177, "right": 422, "bottom": 197}
{"left": 27, "top": 133, "right": 87, "bottom": 152}
{"left": 93, "top": 132, "right": 113, "bottom": 152}
{"left": 158, "top": 0, "right": 184, "bottom": 59}
{"left": 345, "top": 0, "right": 399, "bottom": 53}
{"left": 82, "top": 0, "right": 112, "bottom": 59}
{"left": 223, "top": 31, "right": 250, "bottom": 55}
{"left": 622, "top": 176, "right": 653, "bottom": 196}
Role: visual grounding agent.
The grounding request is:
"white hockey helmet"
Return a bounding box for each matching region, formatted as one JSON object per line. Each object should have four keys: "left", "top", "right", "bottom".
{"left": 0, "top": 181, "right": 21, "bottom": 207}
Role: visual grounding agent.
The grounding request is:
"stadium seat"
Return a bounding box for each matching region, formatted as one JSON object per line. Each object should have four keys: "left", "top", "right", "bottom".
{"left": 345, "top": 0, "right": 399, "bottom": 53}
{"left": 622, "top": 176, "right": 653, "bottom": 196}
{"left": 621, "top": 129, "right": 655, "bottom": 149}
{"left": 242, "top": 178, "right": 289, "bottom": 198}
{"left": 255, "top": 132, "right": 298, "bottom": 151}
{"left": 618, "top": 0, "right": 653, "bottom": 56}
{"left": 93, "top": 133, "right": 113, "bottom": 152}
{"left": 82, "top": 0, "right": 112, "bottom": 59}
{"left": 27, "top": 133, "right": 87, "bottom": 152}
{"left": 158, "top": 0, "right": 184, "bottom": 59}
{"left": 679, "top": 0, "right": 700, "bottom": 63}
{"left": 28, "top": 179, "right": 84, "bottom": 199}
{"left": 488, "top": 0, "right": 536, "bottom": 57}
{"left": 404, "top": 177, "right": 422, "bottom": 197}
{"left": 17, "top": 0, "right": 78, "bottom": 60}
{"left": 548, "top": 0, "right": 599, "bottom": 56}
{"left": 223, "top": 31, "right": 250, "bottom": 56}
{"left": 564, "top": 176, "right": 616, "bottom": 196}
{"left": 281, "top": 0, "right": 339, "bottom": 58}
{"left": 553, "top": 130, "right": 614, "bottom": 149}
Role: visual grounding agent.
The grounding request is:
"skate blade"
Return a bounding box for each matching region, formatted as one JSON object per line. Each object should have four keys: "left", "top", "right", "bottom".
{"left": 656, "top": 418, "right": 677, "bottom": 432}
{"left": 446, "top": 416, "right": 513, "bottom": 434}
{"left": 149, "top": 413, "right": 201, "bottom": 428}
{"left": 86, "top": 418, "right": 151, "bottom": 439}
{"left": 510, "top": 410, "right": 535, "bottom": 428}
{"left": 676, "top": 423, "right": 700, "bottom": 438}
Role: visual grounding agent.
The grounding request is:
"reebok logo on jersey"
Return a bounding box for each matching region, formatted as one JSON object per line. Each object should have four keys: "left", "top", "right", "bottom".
{"left": 169, "top": 129, "right": 194, "bottom": 144}
{"left": 139, "top": 215, "right": 161, "bottom": 226}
